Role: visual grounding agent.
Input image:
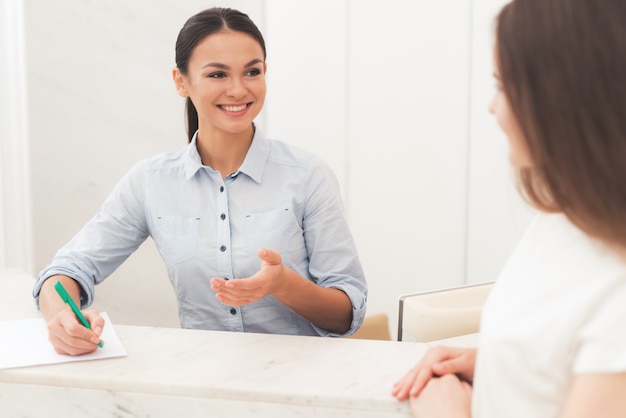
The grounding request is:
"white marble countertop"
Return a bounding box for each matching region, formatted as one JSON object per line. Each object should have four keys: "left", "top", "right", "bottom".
{"left": 0, "top": 269, "right": 423, "bottom": 416}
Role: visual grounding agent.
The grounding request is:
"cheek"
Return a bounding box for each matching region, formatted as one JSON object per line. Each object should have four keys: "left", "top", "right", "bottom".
{"left": 254, "top": 79, "right": 267, "bottom": 98}
{"left": 251, "top": 80, "right": 267, "bottom": 107}
{"left": 491, "top": 95, "right": 533, "bottom": 168}
{"left": 504, "top": 119, "right": 534, "bottom": 168}
{"left": 492, "top": 95, "right": 509, "bottom": 131}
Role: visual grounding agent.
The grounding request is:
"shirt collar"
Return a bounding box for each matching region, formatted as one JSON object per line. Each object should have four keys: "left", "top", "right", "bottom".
{"left": 236, "top": 129, "right": 269, "bottom": 184}
{"left": 182, "top": 132, "right": 204, "bottom": 180}
{"left": 182, "top": 129, "right": 270, "bottom": 183}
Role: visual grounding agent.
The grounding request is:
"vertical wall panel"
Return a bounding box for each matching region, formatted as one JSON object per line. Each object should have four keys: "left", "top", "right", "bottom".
{"left": 348, "top": 0, "right": 472, "bottom": 332}
{"left": 466, "top": 0, "right": 534, "bottom": 284}
{"left": 0, "top": 0, "right": 32, "bottom": 273}
{"left": 262, "top": 0, "right": 348, "bottom": 190}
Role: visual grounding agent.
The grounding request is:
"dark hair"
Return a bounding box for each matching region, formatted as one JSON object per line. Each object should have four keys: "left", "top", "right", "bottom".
{"left": 496, "top": 0, "right": 626, "bottom": 249}
{"left": 175, "top": 7, "right": 266, "bottom": 142}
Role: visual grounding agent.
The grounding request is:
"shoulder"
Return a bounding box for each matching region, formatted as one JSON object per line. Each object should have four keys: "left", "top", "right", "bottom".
{"left": 128, "top": 144, "right": 191, "bottom": 176}
{"left": 265, "top": 138, "right": 332, "bottom": 175}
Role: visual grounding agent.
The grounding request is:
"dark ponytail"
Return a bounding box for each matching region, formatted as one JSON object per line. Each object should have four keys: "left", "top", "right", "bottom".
{"left": 184, "top": 98, "right": 198, "bottom": 143}
{"left": 174, "top": 7, "right": 266, "bottom": 143}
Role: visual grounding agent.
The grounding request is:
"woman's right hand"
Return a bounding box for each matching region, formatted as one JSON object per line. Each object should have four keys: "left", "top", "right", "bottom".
{"left": 39, "top": 276, "right": 104, "bottom": 355}
{"left": 46, "top": 307, "right": 104, "bottom": 355}
{"left": 392, "top": 345, "right": 477, "bottom": 401}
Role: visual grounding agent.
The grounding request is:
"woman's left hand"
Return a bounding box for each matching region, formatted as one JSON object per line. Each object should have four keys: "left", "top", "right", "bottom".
{"left": 410, "top": 374, "right": 472, "bottom": 418}
{"left": 210, "top": 248, "right": 287, "bottom": 306}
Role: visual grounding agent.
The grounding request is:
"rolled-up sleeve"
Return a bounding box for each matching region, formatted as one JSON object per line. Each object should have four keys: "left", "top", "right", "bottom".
{"left": 33, "top": 161, "right": 150, "bottom": 309}
{"left": 303, "top": 159, "right": 367, "bottom": 337}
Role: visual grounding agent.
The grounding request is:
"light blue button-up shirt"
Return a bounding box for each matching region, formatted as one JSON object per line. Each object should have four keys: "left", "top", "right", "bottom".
{"left": 34, "top": 131, "right": 367, "bottom": 336}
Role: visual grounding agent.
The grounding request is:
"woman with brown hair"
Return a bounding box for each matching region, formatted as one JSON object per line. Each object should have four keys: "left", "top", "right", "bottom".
{"left": 393, "top": 0, "right": 626, "bottom": 416}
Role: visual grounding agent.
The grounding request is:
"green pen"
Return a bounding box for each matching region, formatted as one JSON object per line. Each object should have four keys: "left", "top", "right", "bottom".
{"left": 54, "top": 280, "right": 103, "bottom": 348}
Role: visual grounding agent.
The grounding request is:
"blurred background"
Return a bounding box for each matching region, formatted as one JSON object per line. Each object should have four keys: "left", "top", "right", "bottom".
{"left": 0, "top": 0, "right": 533, "bottom": 337}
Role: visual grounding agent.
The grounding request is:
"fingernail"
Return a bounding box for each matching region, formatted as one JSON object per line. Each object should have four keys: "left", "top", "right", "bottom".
{"left": 91, "top": 336, "right": 100, "bottom": 344}
{"left": 94, "top": 326, "right": 103, "bottom": 336}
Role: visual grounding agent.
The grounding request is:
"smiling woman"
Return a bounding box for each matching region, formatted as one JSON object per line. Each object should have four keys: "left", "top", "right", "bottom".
{"left": 21, "top": 0, "right": 527, "bottom": 340}
{"left": 172, "top": 29, "right": 267, "bottom": 174}
{"left": 31, "top": 6, "right": 367, "bottom": 356}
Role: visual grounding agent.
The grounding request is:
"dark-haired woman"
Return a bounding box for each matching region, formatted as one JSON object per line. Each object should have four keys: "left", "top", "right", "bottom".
{"left": 393, "top": 0, "right": 626, "bottom": 417}
{"left": 34, "top": 7, "right": 366, "bottom": 355}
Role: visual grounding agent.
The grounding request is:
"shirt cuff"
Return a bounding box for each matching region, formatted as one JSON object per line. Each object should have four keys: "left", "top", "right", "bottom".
{"left": 312, "top": 284, "right": 366, "bottom": 337}
{"left": 33, "top": 267, "right": 95, "bottom": 309}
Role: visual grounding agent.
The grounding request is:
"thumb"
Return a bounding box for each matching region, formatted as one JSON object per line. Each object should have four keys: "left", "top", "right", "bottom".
{"left": 83, "top": 310, "right": 105, "bottom": 336}
{"left": 432, "top": 359, "right": 462, "bottom": 376}
{"left": 258, "top": 248, "right": 282, "bottom": 265}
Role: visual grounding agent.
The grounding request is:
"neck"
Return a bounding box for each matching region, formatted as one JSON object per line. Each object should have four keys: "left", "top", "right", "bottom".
{"left": 196, "top": 124, "right": 255, "bottom": 178}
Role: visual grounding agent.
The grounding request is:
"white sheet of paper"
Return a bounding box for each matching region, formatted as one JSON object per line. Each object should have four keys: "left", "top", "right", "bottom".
{"left": 0, "top": 312, "right": 127, "bottom": 369}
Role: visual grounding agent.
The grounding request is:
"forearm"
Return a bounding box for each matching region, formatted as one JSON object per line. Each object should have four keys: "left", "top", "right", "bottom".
{"left": 39, "top": 275, "right": 81, "bottom": 321}
{"left": 274, "top": 266, "right": 353, "bottom": 334}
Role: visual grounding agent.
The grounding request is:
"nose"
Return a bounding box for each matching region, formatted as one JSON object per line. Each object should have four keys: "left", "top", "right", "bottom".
{"left": 488, "top": 93, "right": 497, "bottom": 115}
{"left": 226, "top": 76, "right": 247, "bottom": 99}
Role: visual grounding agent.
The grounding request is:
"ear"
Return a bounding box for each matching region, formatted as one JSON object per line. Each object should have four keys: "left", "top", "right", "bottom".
{"left": 172, "top": 67, "right": 189, "bottom": 97}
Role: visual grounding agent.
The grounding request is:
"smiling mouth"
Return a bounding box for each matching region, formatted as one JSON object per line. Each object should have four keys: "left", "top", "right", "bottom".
{"left": 218, "top": 103, "right": 251, "bottom": 112}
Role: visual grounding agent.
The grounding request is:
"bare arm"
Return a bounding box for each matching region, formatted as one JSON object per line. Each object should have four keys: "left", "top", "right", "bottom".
{"left": 39, "top": 275, "right": 104, "bottom": 355}
{"left": 560, "top": 372, "right": 626, "bottom": 418}
{"left": 210, "top": 248, "right": 353, "bottom": 333}
{"left": 409, "top": 374, "right": 472, "bottom": 418}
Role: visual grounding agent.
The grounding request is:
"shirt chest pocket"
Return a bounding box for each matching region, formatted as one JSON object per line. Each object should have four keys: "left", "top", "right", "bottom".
{"left": 152, "top": 216, "right": 200, "bottom": 265}
{"left": 243, "top": 208, "right": 304, "bottom": 255}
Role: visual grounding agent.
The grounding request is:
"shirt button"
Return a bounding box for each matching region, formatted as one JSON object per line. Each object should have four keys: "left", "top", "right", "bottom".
{"left": 220, "top": 245, "right": 227, "bottom": 252}
{"left": 220, "top": 213, "right": 226, "bottom": 220}
{"left": 230, "top": 308, "right": 237, "bottom": 315}
{"left": 220, "top": 186, "right": 224, "bottom": 192}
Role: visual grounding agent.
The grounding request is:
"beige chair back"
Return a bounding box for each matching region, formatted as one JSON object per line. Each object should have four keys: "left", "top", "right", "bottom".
{"left": 397, "top": 281, "right": 493, "bottom": 342}
{"left": 348, "top": 313, "right": 392, "bottom": 341}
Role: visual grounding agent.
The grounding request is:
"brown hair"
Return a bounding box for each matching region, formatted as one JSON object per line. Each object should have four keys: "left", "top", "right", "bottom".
{"left": 496, "top": 0, "right": 626, "bottom": 248}
{"left": 175, "top": 8, "right": 266, "bottom": 142}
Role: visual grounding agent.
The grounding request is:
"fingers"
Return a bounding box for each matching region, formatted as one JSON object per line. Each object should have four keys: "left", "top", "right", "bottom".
{"left": 432, "top": 347, "right": 477, "bottom": 381}
{"left": 84, "top": 309, "right": 105, "bottom": 346}
{"left": 47, "top": 310, "right": 103, "bottom": 355}
{"left": 210, "top": 249, "right": 285, "bottom": 306}
{"left": 393, "top": 346, "right": 474, "bottom": 401}
{"left": 210, "top": 278, "right": 261, "bottom": 306}
{"left": 257, "top": 248, "right": 281, "bottom": 265}
{"left": 392, "top": 363, "right": 436, "bottom": 400}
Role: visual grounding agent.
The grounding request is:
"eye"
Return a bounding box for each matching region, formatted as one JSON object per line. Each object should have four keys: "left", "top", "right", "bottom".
{"left": 208, "top": 72, "right": 227, "bottom": 79}
{"left": 245, "top": 68, "right": 262, "bottom": 77}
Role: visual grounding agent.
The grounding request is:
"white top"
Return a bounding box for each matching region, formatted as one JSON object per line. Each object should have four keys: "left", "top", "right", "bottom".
{"left": 473, "top": 213, "right": 626, "bottom": 418}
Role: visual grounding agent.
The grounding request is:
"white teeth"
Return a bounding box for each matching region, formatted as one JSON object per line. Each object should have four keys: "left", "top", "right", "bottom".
{"left": 221, "top": 104, "right": 247, "bottom": 112}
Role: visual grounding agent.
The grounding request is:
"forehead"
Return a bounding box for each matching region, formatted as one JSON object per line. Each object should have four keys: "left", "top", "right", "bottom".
{"left": 189, "top": 30, "right": 264, "bottom": 67}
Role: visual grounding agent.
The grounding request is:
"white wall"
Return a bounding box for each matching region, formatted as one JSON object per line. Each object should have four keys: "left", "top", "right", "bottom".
{"left": 0, "top": 0, "right": 32, "bottom": 274}
{"left": 466, "top": 0, "right": 534, "bottom": 284}
{"left": 3, "top": 0, "right": 532, "bottom": 336}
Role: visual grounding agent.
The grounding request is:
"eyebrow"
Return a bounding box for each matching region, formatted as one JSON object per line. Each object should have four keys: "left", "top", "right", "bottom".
{"left": 201, "top": 58, "right": 264, "bottom": 70}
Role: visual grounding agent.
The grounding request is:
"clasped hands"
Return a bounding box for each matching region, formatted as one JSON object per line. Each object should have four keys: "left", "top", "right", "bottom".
{"left": 392, "top": 346, "right": 476, "bottom": 418}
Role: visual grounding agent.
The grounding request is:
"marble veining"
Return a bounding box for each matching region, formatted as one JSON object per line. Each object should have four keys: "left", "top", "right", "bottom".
{"left": 0, "top": 270, "right": 421, "bottom": 416}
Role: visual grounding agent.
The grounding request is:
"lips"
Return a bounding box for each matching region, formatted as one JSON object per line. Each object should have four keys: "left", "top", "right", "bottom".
{"left": 219, "top": 103, "right": 250, "bottom": 112}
